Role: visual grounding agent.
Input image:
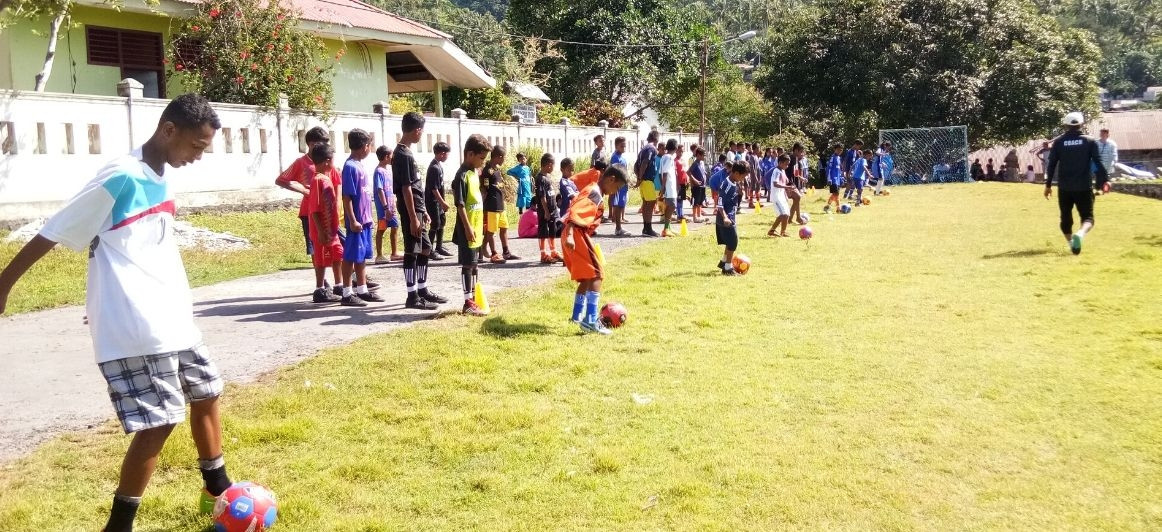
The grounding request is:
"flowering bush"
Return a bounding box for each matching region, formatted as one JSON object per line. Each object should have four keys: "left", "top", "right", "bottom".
{"left": 168, "top": 0, "right": 335, "bottom": 113}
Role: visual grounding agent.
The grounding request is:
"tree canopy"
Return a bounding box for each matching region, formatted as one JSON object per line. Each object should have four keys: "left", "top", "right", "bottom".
{"left": 758, "top": 0, "right": 1101, "bottom": 149}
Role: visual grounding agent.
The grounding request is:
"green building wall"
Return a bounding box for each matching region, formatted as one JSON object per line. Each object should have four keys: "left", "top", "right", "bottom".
{"left": 3, "top": 7, "right": 389, "bottom": 112}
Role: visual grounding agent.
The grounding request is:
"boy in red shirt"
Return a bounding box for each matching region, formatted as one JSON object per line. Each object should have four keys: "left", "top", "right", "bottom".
{"left": 308, "top": 144, "right": 344, "bottom": 303}
{"left": 562, "top": 165, "right": 629, "bottom": 335}
{"left": 275, "top": 126, "right": 342, "bottom": 294}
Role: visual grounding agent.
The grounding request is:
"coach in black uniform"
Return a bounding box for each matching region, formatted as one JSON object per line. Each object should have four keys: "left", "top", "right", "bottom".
{"left": 1044, "top": 112, "right": 1110, "bottom": 255}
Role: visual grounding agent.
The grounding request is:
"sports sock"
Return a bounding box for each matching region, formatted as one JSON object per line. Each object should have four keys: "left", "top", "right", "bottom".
{"left": 462, "top": 268, "right": 473, "bottom": 301}
{"left": 104, "top": 494, "right": 142, "bottom": 532}
{"left": 585, "top": 291, "right": 600, "bottom": 325}
{"left": 403, "top": 255, "right": 417, "bottom": 293}
{"left": 342, "top": 286, "right": 353, "bottom": 297}
{"left": 199, "top": 455, "right": 231, "bottom": 496}
{"left": 572, "top": 293, "right": 585, "bottom": 322}
{"left": 355, "top": 284, "right": 368, "bottom": 295}
{"left": 416, "top": 254, "right": 429, "bottom": 291}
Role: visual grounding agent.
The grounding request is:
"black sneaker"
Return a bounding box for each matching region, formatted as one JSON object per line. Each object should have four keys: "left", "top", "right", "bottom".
{"left": 405, "top": 294, "right": 438, "bottom": 310}
{"left": 429, "top": 253, "right": 445, "bottom": 261}
{"left": 717, "top": 261, "right": 725, "bottom": 270}
{"left": 366, "top": 281, "right": 380, "bottom": 291}
{"left": 436, "top": 247, "right": 454, "bottom": 257}
{"left": 340, "top": 294, "right": 368, "bottom": 307}
{"left": 643, "top": 229, "right": 660, "bottom": 237}
{"left": 312, "top": 288, "right": 341, "bottom": 303}
{"left": 418, "top": 289, "right": 448, "bottom": 304}
{"left": 357, "top": 291, "right": 385, "bottom": 303}
{"left": 722, "top": 268, "right": 740, "bottom": 276}
{"left": 333, "top": 286, "right": 344, "bottom": 297}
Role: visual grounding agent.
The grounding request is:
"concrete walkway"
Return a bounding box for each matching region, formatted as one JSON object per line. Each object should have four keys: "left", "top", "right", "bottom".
{"left": 0, "top": 219, "right": 679, "bottom": 462}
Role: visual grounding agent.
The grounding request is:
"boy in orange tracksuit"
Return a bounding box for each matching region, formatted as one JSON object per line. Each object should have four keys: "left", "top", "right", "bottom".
{"left": 562, "top": 165, "right": 629, "bottom": 335}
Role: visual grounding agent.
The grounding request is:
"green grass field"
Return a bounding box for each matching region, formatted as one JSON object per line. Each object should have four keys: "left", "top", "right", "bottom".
{"left": 0, "top": 210, "right": 310, "bottom": 315}
{"left": 1, "top": 183, "right": 1160, "bottom": 530}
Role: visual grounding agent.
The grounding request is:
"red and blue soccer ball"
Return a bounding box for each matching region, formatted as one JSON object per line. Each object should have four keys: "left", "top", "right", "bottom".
{"left": 600, "top": 302, "right": 628, "bottom": 328}
{"left": 213, "top": 482, "right": 278, "bottom": 532}
{"left": 839, "top": 204, "right": 852, "bottom": 214}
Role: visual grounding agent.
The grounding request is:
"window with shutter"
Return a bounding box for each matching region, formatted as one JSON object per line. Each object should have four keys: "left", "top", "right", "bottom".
{"left": 85, "top": 25, "right": 166, "bottom": 98}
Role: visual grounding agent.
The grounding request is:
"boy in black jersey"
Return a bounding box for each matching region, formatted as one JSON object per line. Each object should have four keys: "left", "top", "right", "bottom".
{"left": 392, "top": 112, "right": 446, "bottom": 309}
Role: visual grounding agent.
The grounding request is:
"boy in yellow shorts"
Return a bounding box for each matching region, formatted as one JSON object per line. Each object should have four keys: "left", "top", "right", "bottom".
{"left": 633, "top": 130, "right": 661, "bottom": 237}
{"left": 481, "top": 145, "right": 520, "bottom": 263}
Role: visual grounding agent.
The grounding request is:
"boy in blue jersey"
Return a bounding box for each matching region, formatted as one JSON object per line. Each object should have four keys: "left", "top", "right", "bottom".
{"left": 609, "top": 136, "right": 631, "bottom": 236}
{"left": 873, "top": 142, "right": 894, "bottom": 195}
{"left": 760, "top": 148, "right": 776, "bottom": 201}
{"left": 825, "top": 143, "right": 844, "bottom": 212}
{"left": 716, "top": 161, "right": 748, "bottom": 276}
{"left": 850, "top": 149, "right": 873, "bottom": 206}
{"left": 0, "top": 94, "right": 235, "bottom": 531}
{"left": 340, "top": 129, "right": 384, "bottom": 306}
{"left": 843, "top": 139, "right": 863, "bottom": 199}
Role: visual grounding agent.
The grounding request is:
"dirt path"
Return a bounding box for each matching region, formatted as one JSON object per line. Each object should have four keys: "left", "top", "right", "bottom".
{"left": 0, "top": 219, "right": 678, "bottom": 462}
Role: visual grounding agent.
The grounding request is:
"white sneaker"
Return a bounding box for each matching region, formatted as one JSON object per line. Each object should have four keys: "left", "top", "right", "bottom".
{"left": 374, "top": 255, "right": 389, "bottom": 264}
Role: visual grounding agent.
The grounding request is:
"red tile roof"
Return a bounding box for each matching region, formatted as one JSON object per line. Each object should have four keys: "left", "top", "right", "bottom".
{"left": 291, "top": 0, "right": 447, "bottom": 39}
{"left": 172, "top": 0, "right": 447, "bottom": 40}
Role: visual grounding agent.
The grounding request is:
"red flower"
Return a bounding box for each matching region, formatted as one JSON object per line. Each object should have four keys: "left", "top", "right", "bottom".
{"left": 277, "top": 14, "right": 286, "bottom": 20}
{"left": 287, "top": 75, "right": 294, "bottom": 82}
{"left": 235, "top": 76, "right": 245, "bottom": 84}
{"left": 250, "top": 62, "right": 258, "bottom": 70}
{"left": 240, "top": 51, "right": 250, "bottom": 59}
{"left": 266, "top": 43, "right": 274, "bottom": 50}
{"left": 191, "top": 25, "right": 200, "bottom": 31}
{"left": 175, "top": 64, "right": 184, "bottom": 71}
{"left": 209, "top": 8, "right": 220, "bottom": 17}
{"left": 272, "top": 31, "right": 279, "bottom": 38}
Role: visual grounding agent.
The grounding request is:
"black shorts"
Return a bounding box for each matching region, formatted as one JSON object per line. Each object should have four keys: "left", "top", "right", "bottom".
{"left": 678, "top": 184, "right": 688, "bottom": 201}
{"left": 457, "top": 243, "right": 477, "bottom": 266}
{"left": 828, "top": 184, "right": 840, "bottom": 194}
{"left": 715, "top": 223, "right": 738, "bottom": 251}
{"left": 400, "top": 215, "right": 432, "bottom": 255}
{"left": 691, "top": 186, "right": 706, "bottom": 205}
{"left": 537, "top": 214, "right": 560, "bottom": 239}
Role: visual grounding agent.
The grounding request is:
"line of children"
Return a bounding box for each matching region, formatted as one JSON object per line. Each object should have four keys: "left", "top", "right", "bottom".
{"left": 275, "top": 126, "right": 345, "bottom": 296}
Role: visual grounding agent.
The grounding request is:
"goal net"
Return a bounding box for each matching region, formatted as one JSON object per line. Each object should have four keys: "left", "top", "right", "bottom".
{"left": 878, "top": 126, "right": 970, "bottom": 185}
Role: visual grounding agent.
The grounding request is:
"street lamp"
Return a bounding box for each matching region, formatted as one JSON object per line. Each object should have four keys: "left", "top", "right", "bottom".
{"left": 700, "top": 30, "right": 757, "bottom": 148}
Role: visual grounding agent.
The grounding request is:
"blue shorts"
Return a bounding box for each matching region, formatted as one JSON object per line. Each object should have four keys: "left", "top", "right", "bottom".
{"left": 516, "top": 195, "right": 531, "bottom": 210}
{"left": 853, "top": 178, "right": 865, "bottom": 190}
{"left": 611, "top": 184, "right": 629, "bottom": 207}
{"left": 343, "top": 224, "right": 372, "bottom": 263}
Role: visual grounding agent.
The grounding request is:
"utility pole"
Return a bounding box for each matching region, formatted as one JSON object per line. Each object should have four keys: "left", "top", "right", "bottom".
{"left": 699, "top": 37, "right": 709, "bottom": 147}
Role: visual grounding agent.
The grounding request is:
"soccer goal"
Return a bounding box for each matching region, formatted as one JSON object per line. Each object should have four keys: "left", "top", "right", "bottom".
{"left": 878, "top": 126, "right": 970, "bottom": 185}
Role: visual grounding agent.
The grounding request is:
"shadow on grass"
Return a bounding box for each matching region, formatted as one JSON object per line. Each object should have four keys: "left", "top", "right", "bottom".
{"left": 981, "top": 249, "right": 1052, "bottom": 259}
{"left": 1134, "top": 235, "right": 1162, "bottom": 247}
{"left": 480, "top": 316, "right": 551, "bottom": 338}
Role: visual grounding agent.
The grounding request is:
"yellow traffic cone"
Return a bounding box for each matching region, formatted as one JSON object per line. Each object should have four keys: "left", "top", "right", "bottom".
{"left": 679, "top": 219, "right": 688, "bottom": 236}
{"left": 755, "top": 202, "right": 762, "bottom": 214}
{"left": 593, "top": 242, "right": 606, "bottom": 267}
{"left": 474, "top": 282, "right": 490, "bottom": 314}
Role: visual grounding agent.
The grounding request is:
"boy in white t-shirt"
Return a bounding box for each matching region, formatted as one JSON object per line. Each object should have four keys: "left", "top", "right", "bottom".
{"left": 0, "top": 94, "right": 232, "bottom": 531}
{"left": 659, "top": 139, "right": 679, "bottom": 237}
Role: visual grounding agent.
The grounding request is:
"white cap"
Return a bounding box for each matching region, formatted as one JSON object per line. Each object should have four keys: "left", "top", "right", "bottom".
{"left": 1062, "top": 111, "right": 1085, "bottom": 126}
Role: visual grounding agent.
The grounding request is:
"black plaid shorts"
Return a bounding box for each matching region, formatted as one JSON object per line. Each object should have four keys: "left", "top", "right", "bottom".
{"left": 98, "top": 344, "right": 224, "bottom": 433}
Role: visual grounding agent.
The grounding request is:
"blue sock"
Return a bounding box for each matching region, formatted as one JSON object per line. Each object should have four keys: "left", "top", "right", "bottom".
{"left": 677, "top": 202, "right": 684, "bottom": 218}
{"left": 572, "top": 294, "right": 585, "bottom": 322}
{"left": 585, "top": 291, "right": 600, "bottom": 325}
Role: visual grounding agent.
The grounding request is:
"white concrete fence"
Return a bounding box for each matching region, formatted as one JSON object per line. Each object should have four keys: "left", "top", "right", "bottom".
{"left": 0, "top": 84, "right": 711, "bottom": 222}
